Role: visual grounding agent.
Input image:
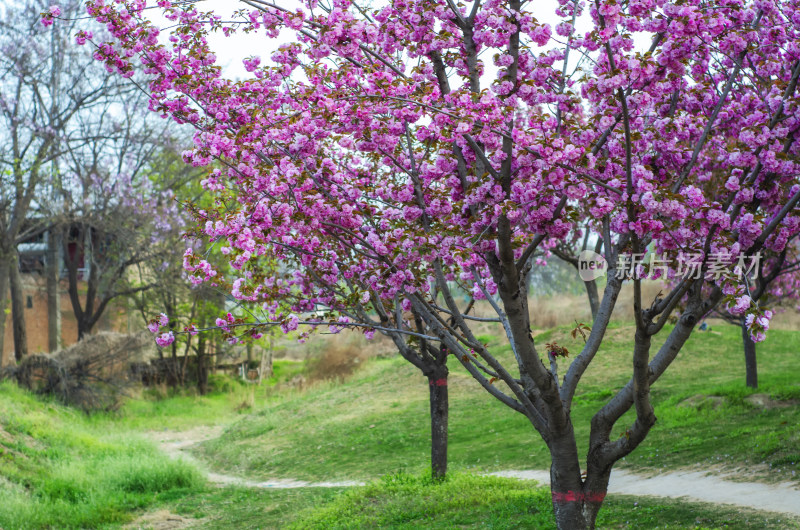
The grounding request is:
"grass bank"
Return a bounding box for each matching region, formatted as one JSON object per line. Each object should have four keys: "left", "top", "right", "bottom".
{"left": 0, "top": 359, "right": 311, "bottom": 528}
{"left": 1, "top": 325, "right": 798, "bottom": 528}
{"left": 0, "top": 381, "right": 203, "bottom": 529}
{"left": 198, "top": 322, "right": 800, "bottom": 483}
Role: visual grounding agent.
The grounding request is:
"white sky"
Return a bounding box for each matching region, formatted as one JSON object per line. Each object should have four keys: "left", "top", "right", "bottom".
{"left": 171, "top": 0, "right": 617, "bottom": 81}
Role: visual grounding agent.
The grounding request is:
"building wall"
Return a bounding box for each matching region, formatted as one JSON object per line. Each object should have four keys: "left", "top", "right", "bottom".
{"left": 1, "top": 274, "right": 125, "bottom": 365}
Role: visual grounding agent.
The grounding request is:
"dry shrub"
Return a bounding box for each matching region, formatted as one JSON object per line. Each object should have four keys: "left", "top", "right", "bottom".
{"left": 525, "top": 281, "right": 668, "bottom": 329}
{"left": 277, "top": 326, "right": 397, "bottom": 361}
{"left": 3, "top": 332, "right": 154, "bottom": 413}
{"left": 306, "top": 331, "right": 371, "bottom": 382}
{"left": 236, "top": 388, "right": 256, "bottom": 412}
{"left": 287, "top": 374, "right": 307, "bottom": 389}
{"left": 129, "top": 361, "right": 159, "bottom": 386}
{"left": 144, "top": 383, "right": 170, "bottom": 401}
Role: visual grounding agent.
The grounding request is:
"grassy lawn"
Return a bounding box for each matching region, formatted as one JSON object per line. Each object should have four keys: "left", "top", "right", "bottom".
{"left": 198, "top": 322, "right": 800, "bottom": 483}
{"left": 1, "top": 324, "right": 798, "bottom": 528}
{"left": 166, "top": 474, "right": 798, "bottom": 529}
{"left": 165, "top": 485, "right": 344, "bottom": 529}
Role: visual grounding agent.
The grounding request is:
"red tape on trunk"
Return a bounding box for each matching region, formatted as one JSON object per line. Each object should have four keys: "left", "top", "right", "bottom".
{"left": 429, "top": 378, "right": 447, "bottom": 386}
{"left": 552, "top": 491, "right": 606, "bottom": 503}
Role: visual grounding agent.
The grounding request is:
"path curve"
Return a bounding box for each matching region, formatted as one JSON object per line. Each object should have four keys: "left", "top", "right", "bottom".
{"left": 149, "top": 426, "right": 363, "bottom": 489}
{"left": 149, "top": 426, "right": 800, "bottom": 517}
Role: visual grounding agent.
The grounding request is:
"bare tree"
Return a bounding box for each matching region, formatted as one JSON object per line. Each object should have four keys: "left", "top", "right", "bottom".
{"left": 0, "top": 0, "right": 122, "bottom": 361}
{"left": 45, "top": 129, "right": 193, "bottom": 340}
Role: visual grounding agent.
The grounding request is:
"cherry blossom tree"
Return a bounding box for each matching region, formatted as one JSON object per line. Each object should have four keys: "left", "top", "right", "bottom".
{"left": 181, "top": 181, "right": 466, "bottom": 477}
{"left": 76, "top": 0, "right": 800, "bottom": 527}
{"left": 710, "top": 241, "right": 800, "bottom": 388}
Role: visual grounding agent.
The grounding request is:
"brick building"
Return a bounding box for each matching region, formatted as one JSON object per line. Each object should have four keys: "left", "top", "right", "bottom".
{"left": 1, "top": 229, "right": 128, "bottom": 366}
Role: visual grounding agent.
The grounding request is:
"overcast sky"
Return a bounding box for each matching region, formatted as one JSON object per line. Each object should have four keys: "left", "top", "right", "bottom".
{"left": 176, "top": 0, "right": 608, "bottom": 81}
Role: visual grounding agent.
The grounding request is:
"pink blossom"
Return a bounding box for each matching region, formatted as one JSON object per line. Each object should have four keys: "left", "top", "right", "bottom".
{"left": 729, "top": 295, "right": 751, "bottom": 316}
{"left": 155, "top": 332, "right": 175, "bottom": 347}
{"left": 75, "top": 31, "right": 93, "bottom": 45}
{"left": 284, "top": 314, "right": 300, "bottom": 332}
{"left": 724, "top": 176, "right": 740, "bottom": 192}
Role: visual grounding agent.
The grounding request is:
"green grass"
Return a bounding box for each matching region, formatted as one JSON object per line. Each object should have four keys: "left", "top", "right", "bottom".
{"left": 198, "top": 322, "right": 800, "bottom": 483}
{"left": 2, "top": 323, "right": 799, "bottom": 528}
{"left": 269, "top": 358, "right": 307, "bottom": 385}
{"left": 0, "top": 359, "right": 311, "bottom": 529}
{"left": 288, "top": 473, "right": 798, "bottom": 529}
{"left": 80, "top": 359, "right": 304, "bottom": 433}
{"left": 166, "top": 486, "right": 344, "bottom": 529}
{"left": 0, "top": 382, "right": 204, "bottom": 529}
{"left": 159, "top": 474, "right": 799, "bottom": 529}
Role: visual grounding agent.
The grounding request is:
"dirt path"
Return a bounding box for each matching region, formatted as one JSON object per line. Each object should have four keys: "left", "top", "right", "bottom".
{"left": 148, "top": 426, "right": 363, "bottom": 489}
{"left": 490, "top": 469, "right": 800, "bottom": 517}
{"left": 149, "top": 426, "right": 800, "bottom": 517}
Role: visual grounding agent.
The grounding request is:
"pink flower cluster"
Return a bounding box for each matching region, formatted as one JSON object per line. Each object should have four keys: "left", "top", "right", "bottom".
{"left": 148, "top": 313, "right": 175, "bottom": 347}
{"left": 40, "top": 5, "right": 60, "bottom": 26}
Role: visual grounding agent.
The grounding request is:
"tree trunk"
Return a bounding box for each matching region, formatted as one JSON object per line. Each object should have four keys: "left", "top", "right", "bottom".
{"left": 428, "top": 367, "right": 449, "bottom": 480}
{"left": 211, "top": 337, "right": 219, "bottom": 374}
{"left": 64, "top": 233, "right": 88, "bottom": 342}
{"left": 77, "top": 318, "right": 91, "bottom": 341}
{"left": 549, "top": 430, "right": 593, "bottom": 529}
{"left": 170, "top": 339, "right": 179, "bottom": 387}
{"left": 583, "top": 279, "right": 600, "bottom": 321}
{"left": 46, "top": 229, "right": 61, "bottom": 352}
{"left": 180, "top": 336, "right": 192, "bottom": 387}
{"left": 265, "top": 340, "right": 273, "bottom": 378}
{"left": 551, "top": 494, "right": 589, "bottom": 530}
{"left": 197, "top": 333, "right": 208, "bottom": 395}
{"left": 0, "top": 257, "right": 9, "bottom": 367}
{"left": 741, "top": 317, "right": 758, "bottom": 388}
{"left": 8, "top": 252, "right": 27, "bottom": 361}
{"left": 258, "top": 337, "right": 273, "bottom": 384}
{"left": 583, "top": 452, "right": 611, "bottom": 529}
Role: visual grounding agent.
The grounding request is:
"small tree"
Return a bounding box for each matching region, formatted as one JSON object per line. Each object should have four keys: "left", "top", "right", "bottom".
{"left": 709, "top": 241, "right": 800, "bottom": 388}
{"left": 135, "top": 234, "right": 226, "bottom": 391}
{"left": 176, "top": 193, "right": 464, "bottom": 478}
{"left": 45, "top": 142, "right": 187, "bottom": 340}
